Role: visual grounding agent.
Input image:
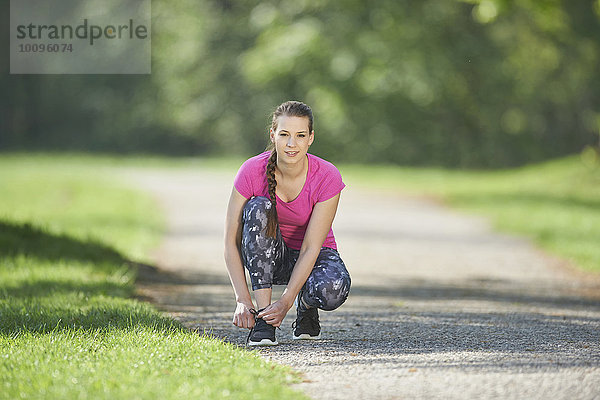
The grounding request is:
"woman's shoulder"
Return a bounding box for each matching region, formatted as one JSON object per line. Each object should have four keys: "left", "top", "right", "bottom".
{"left": 234, "top": 151, "right": 270, "bottom": 198}
{"left": 239, "top": 151, "right": 270, "bottom": 172}
{"left": 308, "top": 152, "right": 341, "bottom": 176}
{"left": 307, "top": 152, "right": 345, "bottom": 201}
{"left": 247, "top": 150, "right": 271, "bottom": 164}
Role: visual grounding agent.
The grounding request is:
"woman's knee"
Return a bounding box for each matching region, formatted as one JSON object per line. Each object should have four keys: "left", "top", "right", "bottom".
{"left": 317, "top": 274, "right": 351, "bottom": 311}
{"left": 243, "top": 196, "right": 271, "bottom": 214}
{"left": 242, "top": 196, "right": 272, "bottom": 227}
{"left": 305, "top": 268, "right": 351, "bottom": 311}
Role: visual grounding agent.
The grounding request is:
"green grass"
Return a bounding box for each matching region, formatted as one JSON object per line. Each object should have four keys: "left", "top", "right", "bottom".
{"left": 0, "top": 155, "right": 305, "bottom": 400}
{"left": 340, "top": 148, "right": 600, "bottom": 273}
{"left": 0, "top": 157, "right": 163, "bottom": 262}
{"left": 0, "top": 151, "right": 245, "bottom": 172}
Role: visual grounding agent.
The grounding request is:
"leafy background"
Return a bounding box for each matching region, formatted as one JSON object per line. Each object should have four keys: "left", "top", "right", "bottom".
{"left": 2, "top": 0, "right": 599, "bottom": 167}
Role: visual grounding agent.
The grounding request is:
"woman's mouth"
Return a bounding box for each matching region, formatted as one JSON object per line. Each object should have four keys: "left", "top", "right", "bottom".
{"left": 285, "top": 151, "right": 299, "bottom": 157}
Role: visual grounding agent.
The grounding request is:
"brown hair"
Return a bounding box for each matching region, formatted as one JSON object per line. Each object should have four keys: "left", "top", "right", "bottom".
{"left": 264, "top": 100, "right": 314, "bottom": 238}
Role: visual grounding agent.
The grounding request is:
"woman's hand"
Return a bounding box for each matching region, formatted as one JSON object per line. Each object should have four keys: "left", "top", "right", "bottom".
{"left": 232, "top": 301, "right": 256, "bottom": 329}
{"left": 257, "top": 298, "right": 293, "bottom": 327}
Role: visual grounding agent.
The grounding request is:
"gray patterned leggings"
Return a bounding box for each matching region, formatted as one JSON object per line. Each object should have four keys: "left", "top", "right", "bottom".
{"left": 241, "top": 196, "right": 351, "bottom": 311}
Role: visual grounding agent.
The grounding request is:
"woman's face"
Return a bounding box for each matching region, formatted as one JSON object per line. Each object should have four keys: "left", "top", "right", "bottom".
{"left": 270, "top": 115, "right": 314, "bottom": 165}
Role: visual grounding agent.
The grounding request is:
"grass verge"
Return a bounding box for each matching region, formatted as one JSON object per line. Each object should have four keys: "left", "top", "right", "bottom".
{"left": 341, "top": 149, "right": 600, "bottom": 273}
{"left": 0, "top": 155, "right": 305, "bottom": 400}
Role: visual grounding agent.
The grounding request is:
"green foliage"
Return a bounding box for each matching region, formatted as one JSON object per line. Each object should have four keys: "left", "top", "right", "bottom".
{"left": 1, "top": 0, "right": 599, "bottom": 167}
{"left": 0, "top": 155, "right": 304, "bottom": 400}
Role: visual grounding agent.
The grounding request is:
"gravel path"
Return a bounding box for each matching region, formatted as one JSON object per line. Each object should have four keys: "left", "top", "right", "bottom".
{"left": 121, "top": 165, "right": 600, "bottom": 400}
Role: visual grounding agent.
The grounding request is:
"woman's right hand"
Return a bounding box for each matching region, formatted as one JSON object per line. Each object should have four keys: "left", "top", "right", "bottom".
{"left": 232, "top": 301, "right": 256, "bottom": 329}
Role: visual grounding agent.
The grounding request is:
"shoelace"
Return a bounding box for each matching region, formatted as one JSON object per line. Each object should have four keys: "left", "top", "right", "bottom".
{"left": 245, "top": 308, "right": 259, "bottom": 345}
{"left": 245, "top": 308, "right": 281, "bottom": 346}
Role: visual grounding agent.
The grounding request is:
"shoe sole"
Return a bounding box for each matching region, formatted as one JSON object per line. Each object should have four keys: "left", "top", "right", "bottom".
{"left": 247, "top": 339, "right": 278, "bottom": 346}
{"left": 292, "top": 333, "right": 321, "bottom": 340}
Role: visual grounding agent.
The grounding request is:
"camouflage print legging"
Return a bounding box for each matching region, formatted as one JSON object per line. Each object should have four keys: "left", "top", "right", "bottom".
{"left": 240, "top": 196, "right": 351, "bottom": 311}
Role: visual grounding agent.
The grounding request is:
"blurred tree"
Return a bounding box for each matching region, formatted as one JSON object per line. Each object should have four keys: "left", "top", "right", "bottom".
{"left": 1, "top": 0, "right": 599, "bottom": 167}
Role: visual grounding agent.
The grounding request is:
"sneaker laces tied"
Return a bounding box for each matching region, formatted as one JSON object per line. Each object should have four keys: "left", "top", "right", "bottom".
{"left": 245, "top": 308, "right": 259, "bottom": 345}
{"left": 245, "top": 308, "right": 281, "bottom": 346}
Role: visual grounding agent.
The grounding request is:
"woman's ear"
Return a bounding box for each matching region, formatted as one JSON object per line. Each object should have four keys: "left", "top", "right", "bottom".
{"left": 270, "top": 129, "right": 275, "bottom": 143}
{"left": 308, "top": 130, "right": 315, "bottom": 146}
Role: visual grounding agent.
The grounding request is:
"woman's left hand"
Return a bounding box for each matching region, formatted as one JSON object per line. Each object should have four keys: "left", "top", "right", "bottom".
{"left": 257, "top": 298, "right": 293, "bottom": 327}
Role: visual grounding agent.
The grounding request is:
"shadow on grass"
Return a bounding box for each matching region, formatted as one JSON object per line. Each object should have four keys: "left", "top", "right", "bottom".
{"left": 0, "top": 220, "right": 126, "bottom": 265}
{"left": 0, "top": 302, "right": 183, "bottom": 336}
{"left": 0, "top": 219, "right": 184, "bottom": 336}
{"left": 1, "top": 279, "right": 130, "bottom": 298}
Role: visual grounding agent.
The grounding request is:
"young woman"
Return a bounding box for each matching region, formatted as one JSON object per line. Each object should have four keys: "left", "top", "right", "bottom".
{"left": 224, "top": 100, "right": 351, "bottom": 346}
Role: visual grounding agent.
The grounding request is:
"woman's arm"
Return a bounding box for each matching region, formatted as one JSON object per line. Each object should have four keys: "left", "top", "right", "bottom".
{"left": 223, "top": 186, "right": 256, "bottom": 329}
{"left": 258, "top": 192, "right": 341, "bottom": 326}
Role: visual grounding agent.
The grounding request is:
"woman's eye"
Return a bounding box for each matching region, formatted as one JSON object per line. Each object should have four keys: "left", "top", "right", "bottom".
{"left": 298, "top": 134, "right": 306, "bottom": 138}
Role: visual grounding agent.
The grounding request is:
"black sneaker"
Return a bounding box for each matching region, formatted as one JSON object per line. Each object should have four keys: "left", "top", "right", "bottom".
{"left": 292, "top": 307, "right": 321, "bottom": 340}
{"left": 247, "top": 309, "right": 278, "bottom": 347}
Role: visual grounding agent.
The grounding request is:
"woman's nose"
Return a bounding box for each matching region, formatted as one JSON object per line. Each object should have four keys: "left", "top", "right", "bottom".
{"left": 287, "top": 137, "right": 296, "bottom": 147}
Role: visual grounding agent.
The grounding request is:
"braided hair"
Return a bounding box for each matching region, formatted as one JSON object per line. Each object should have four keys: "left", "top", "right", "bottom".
{"left": 264, "top": 101, "right": 314, "bottom": 238}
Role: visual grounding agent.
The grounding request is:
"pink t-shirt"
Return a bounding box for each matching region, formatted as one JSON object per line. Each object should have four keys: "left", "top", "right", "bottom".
{"left": 233, "top": 151, "right": 345, "bottom": 250}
